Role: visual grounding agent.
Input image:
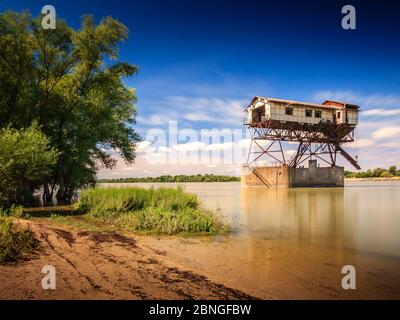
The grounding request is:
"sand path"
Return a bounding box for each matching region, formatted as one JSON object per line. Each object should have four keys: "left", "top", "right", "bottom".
{"left": 0, "top": 219, "right": 256, "bottom": 300}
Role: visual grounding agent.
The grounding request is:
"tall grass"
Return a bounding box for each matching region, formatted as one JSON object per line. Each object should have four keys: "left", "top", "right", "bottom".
{"left": 0, "top": 217, "right": 39, "bottom": 263}
{"left": 76, "top": 187, "right": 229, "bottom": 234}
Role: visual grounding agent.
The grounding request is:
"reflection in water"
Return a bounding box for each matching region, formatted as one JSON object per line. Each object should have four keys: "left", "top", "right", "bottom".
{"left": 240, "top": 188, "right": 345, "bottom": 239}
{"left": 239, "top": 188, "right": 350, "bottom": 276}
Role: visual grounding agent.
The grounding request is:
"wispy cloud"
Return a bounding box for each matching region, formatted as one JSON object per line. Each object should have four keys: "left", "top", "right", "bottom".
{"left": 362, "top": 108, "right": 400, "bottom": 116}
{"left": 310, "top": 90, "right": 400, "bottom": 167}
{"left": 372, "top": 127, "right": 400, "bottom": 139}
{"left": 347, "top": 138, "right": 375, "bottom": 148}
{"left": 313, "top": 90, "right": 400, "bottom": 110}
{"left": 136, "top": 114, "right": 177, "bottom": 126}
{"left": 137, "top": 96, "right": 247, "bottom": 128}
{"left": 136, "top": 141, "right": 152, "bottom": 151}
{"left": 100, "top": 90, "right": 400, "bottom": 178}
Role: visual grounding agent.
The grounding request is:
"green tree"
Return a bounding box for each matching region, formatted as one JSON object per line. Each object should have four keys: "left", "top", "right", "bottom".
{"left": 0, "top": 11, "right": 140, "bottom": 202}
{"left": 372, "top": 168, "right": 385, "bottom": 177}
{"left": 0, "top": 124, "right": 59, "bottom": 206}
{"left": 380, "top": 171, "right": 393, "bottom": 178}
{"left": 388, "top": 166, "right": 397, "bottom": 176}
{"left": 344, "top": 171, "right": 354, "bottom": 178}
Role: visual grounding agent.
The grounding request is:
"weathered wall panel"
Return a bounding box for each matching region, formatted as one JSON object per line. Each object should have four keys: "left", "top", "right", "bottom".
{"left": 242, "top": 164, "right": 344, "bottom": 188}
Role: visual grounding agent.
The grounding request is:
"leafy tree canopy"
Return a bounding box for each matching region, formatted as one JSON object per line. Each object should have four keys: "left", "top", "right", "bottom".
{"left": 0, "top": 11, "right": 140, "bottom": 202}
{"left": 345, "top": 166, "right": 400, "bottom": 178}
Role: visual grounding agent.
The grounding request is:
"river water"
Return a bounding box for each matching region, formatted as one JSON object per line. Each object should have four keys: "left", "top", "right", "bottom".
{"left": 103, "top": 181, "right": 400, "bottom": 299}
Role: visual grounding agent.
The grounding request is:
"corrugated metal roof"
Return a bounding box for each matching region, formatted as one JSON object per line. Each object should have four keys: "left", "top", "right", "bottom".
{"left": 248, "top": 96, "right": 354, "bottom": 110}
{"left": 322, "top": 100, "right": 360, "bottom": 109}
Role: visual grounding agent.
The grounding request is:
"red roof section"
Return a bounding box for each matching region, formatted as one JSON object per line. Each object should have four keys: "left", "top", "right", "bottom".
{"left": 322, "top": 100, "right": 360, "bottom": 109}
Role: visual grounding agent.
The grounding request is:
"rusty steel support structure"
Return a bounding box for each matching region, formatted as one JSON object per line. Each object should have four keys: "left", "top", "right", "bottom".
{"left": 245, "top": 119, "right": 361, "bottom": 170}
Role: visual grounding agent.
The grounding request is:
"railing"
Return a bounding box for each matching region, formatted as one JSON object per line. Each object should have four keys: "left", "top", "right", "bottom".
{"left": 243, "top": 116, "right": 268, "bottom": 125}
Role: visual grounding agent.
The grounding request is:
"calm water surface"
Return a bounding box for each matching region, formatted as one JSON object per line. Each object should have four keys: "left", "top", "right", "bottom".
{"left": 104, "top": 181, "right": 400, "bottom": 299}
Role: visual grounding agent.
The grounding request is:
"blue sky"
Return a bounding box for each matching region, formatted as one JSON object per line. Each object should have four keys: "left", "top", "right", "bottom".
{"left": 1, "top": 0, "right": 400, "bottom": 177}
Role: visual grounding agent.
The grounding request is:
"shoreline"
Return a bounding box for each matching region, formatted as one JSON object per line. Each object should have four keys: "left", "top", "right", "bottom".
{"left": 2, "top": 181, "right": 400, "bottom": 300}
{"left": 345, "top": 177, "right": 400, "bottom": 182}
{"left": 0, "top": 218, "right": 258, "bottom": 300}
{"left": 97, "top": 177, "right": 400, "bottom": 183}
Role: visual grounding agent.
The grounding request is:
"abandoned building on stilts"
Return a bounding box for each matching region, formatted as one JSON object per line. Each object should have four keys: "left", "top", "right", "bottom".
{"left": 242, "top": 96, "right": 361, "bottom": 188}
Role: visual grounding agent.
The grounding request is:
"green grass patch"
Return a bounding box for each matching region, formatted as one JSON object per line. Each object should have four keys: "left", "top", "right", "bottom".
{"left": 0, "top": 217, "right": 39, "bottom": 263}
{"left": 48, "top": 214, "right": 116, "bottom": 233}
{"left": 75, "top": 186, "right": 230, "bottom": 235}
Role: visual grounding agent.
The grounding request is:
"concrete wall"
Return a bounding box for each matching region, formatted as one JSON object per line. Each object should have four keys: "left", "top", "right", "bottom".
{"left": 241, "top": 165, "right": 290, "bottom": 188}
{"left": 242, "top": 162, "right": 344, "bottom": 188}
{"left": 289, "top": 162, "right": 344, "bottom": 187}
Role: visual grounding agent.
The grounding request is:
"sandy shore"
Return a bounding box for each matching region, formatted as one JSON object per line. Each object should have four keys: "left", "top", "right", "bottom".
{"left": 0, "top": 219, "right": 256, "bottom": 300}
{"left": 345, "top": 177, "right": 400, "bottom": 182}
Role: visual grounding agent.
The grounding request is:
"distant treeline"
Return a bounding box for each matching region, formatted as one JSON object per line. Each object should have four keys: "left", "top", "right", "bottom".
{"left": 98, "top": 174, "right": 241, "bottom": 183}
{"left": 345, "top": 166, "right": 400, "bottom": 178}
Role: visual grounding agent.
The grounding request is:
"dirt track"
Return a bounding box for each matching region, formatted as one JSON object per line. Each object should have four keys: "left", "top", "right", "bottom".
{"left": 0, "top": 219, "right": 256, "bottom": 300}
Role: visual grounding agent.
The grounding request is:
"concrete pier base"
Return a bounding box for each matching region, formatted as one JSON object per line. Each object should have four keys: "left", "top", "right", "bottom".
{"left": 241, "top": 160, "right": 344, "bottom": 188}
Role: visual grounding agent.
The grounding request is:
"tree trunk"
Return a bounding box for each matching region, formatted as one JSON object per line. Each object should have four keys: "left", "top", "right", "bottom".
{"left": 20, "top": 184, "right": 35, "bottom": 206}
{"left": 56, "top": 174, "right": 66, "bottom": 201}
{"left": 42, "top": 181, "right": 52, "bottom": 204}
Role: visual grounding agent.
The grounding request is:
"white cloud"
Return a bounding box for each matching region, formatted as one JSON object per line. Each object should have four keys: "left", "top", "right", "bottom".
{"left": 284, "top": 149, "right": 297, "bottom": 157}
{"left": 138, "top": 96, "right": 247, "bottom": 127}
{"left": 382, "top": 142, "right": 400, "bottom": 148}
{"left": 372, "top": 127, "right": 400, "bottom": 139}
{"left": 183, "top": 112, "right": 215, "bottom": 122}
{"left": 309, "top": 90, "right": 400, "bottom": 169}
{"left": 236, "top": 139, "right": 251, "bottom": 148}
{"left": 122, "top": 167, "right": 135, "bottom": 171}
{"left": 362, "top": 108, "right": 400, "bottom": 117}
{"left": 172, "top": 141, "right": 206, "bottom": 151}
{"left": 137, "top": 115, "right": 161, "bottom": 125}
{"left": 205, "top": 142, "right": 234, "bottom": 151}
{"left": 142, "top": 152, "right": 166, "bottom": 158}
{"left": 136, "top": 140, "right": 152, "bottom": 151}
{"left": 347, "top": 138, "right": 375, "bottom": 148}
{"left": 158, "top": 146, "right": 171, "bottom": 153}
{"left": 100, "top": 90, "right": 400, "bottom": 178}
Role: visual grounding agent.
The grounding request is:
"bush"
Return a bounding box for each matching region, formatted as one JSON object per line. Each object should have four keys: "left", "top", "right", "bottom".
{"left": 116, "top": 207, "right": 227, "bottom": 234}
{"left": 0, "top": 205, "right": 24, "bottom": 217}
{"left": 380, "top": 171, "right": 393, "bottom": 178}
{"left": 76, "top": 187, "right": 229, "bottom": 234}
{"left": 76, "top": 186, "right": 199, "bottom": 215}
{"left": 372, "top": 168, "right": 386, "bottom": 178}
{"left": 0, "top": 124, "right": 59, "bottom": 207}
{"left": 388, "top": 166, "right": 397, "bottom": 176}
{"left": 0, "top": 217, "right": 39, "bottom": 263}
{"left": 346, "top": 166, "right": 400, "bottom": 178}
